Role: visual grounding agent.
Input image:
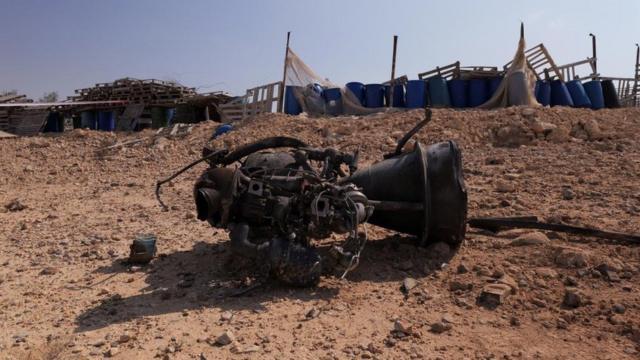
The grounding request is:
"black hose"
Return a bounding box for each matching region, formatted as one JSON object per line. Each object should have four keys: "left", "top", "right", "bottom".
{"left": 390, "top": 108, "right": 432, "bottom": 158}
{"left": 155, "top": 149, "right": 227, "bottom": 210}
{"left": 229, "top": 222, "right": 270, "bottom": 258}
{"left": 220, "top": 136, "right": 309, "bottom": 165}
{"left": 155, "top": 136, "right": 308, "bottom": 210}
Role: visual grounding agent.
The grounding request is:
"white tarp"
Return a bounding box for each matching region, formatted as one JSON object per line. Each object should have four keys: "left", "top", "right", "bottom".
{"left": 481, "top": 24, "right": 541, "bottom": 108}
{"left": 284, "top": 48, "right": 393, "bottom": 116}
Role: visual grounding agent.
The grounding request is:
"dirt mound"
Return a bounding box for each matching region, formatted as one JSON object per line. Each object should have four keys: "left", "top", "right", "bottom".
{"left": 1, "top": 107, "right": 639, "bottom": 359}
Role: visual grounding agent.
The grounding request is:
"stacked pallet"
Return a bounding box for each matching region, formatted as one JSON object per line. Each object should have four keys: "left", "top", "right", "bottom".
{"left": 0, "top": 94, "right": 37, "bottom": 133}
{"left": 68, "top": 78, "right": 197, "bottom": 106}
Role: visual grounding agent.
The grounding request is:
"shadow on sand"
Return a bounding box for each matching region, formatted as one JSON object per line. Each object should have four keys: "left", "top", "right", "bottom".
{"left": 75, "top": 233, "right": 456, "bottom": 332}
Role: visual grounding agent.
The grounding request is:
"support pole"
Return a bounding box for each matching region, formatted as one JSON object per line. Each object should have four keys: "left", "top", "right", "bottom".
{"left": 589, "top": 33, "right": 597, "bottom": 80}
{"left": 634, "top": 44, "right": 639, "bottom": 106}
{"left": 388, "top": 35, "right": 398, "bottom": 107}
{"left": 277, "top": 32, "right": 291, "bottom": 113}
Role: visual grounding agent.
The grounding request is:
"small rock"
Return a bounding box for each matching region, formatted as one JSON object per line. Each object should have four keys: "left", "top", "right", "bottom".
{"left": 13, "top": 334, "right": 27, "bottom": 343}
{"left": 531, "top": 297, "right": 547, "bottom": 308}
{"left": 511, "top": 232, "right": 549, "bottom": 246}
{"left": 153, "top": 137, "right": 170, "bottom": 151}
{"left": 603, "top": 270, "right": 621, "bottom": 282}
{"left": 485, "top": 157, "right": 504, "bottom": 165}
{"left": 529, "top": 120, "right": 557, "bottom": 134}
{"left": 554, "top": 246, "right": 589, "bottom": 268}
{"left": 536, "top": 267, "right": 558, "bottom": 279}
{"left": 93, "top": 340, "right": 106, "bottom": 347}
{"left": 430, "top": 321, "right": 452, "bottom": 334}
{"left": 105, "top": 347, "right": 119, "bottom": 357}
{"left": 496, "top": 274, "right": 518, "bottom": 294}
{"left": 561, "top": 188, "right": 576, "bottom": 200}
{"left": 563, "top": 288, "right": 586, "bottom": 308}
{"left": 500, "top": 199, "right": 511, "bottom": 207}
{"left": 306, "top": 307, "right": 321, "bottom": 319}
{"left": 220, "top": 311, "right": 233, "bottom": 322}
{"left": 39, "top": 267, "right": 58, "bottom": 275}
{"left": 547, "top": 126, "right": 571, "bottom": 143}
{"left": 556, "top": 318, "right": 569, "bottom": 330}
{"left": 5, "top": 199, "right": 26, "bottom": 212}
{"left": 612, "top": 303, "right": 626, "bottom": 314}
{"left": 608, "top": 315, "right": 623, "bottom": 325}
{"left": 231, "top": 344, "right": 260, "bottom": 354}
{"left": 215, "top": 331, "right": 235, "bottom": 346}
{"left": 449, "top": 280, "right": 472, "bottom": 292}
{"left": 495, "top": 180, "right": 516, "bottom": 193}
{"left": 393, "top": 319, "right": 413, "bottom": 335}
{"left": 582, "top": 118, "right": 604, "bottom": 140}
{"left": 118, "top": 334, "right": 131, "bottom": 343}
{"left": 456, "top": 264, "right": 468, "bottom": 274}
{"left": 384, "top": 337, "right": 397, "bottom": 347}
{"left": 401, "top": 277, "right": 418, "bottom": 293}
{"left": 478, "top": 284, "right": 511, "bottom": 308}
{"left": 367, "top": 343, "right": 382, "bottom": 354}
{"left": 441, "top": 313, "right": 455, "bottom": 324}
{"left": 563, "top": 276, "right": 579, "bottom": 286}
{"left": 595, "top": 264, "right": 621, "bottom": 282}
{"left": 510, "top": 316, "right": 521, "bottom": 327}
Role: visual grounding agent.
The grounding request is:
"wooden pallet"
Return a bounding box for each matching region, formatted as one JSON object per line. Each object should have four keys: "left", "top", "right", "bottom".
{"left": 556, "top": 57, "right": 598, "bottom": 81}
{"left": 69, "top": 78, "right": 197, "bottom": 106}
{"left": 419, "top": 62, "right": 503, "bottom": 81}
{"left": 504, "top": 43, "right": 563, "bottom": 81}
{"left": 218, "top": 81, "right": 282, "bottom": 122}
{"left": 418, "top": 62, "right": 460, "bottom": 80}
{"left": 7, "top": 109, "right": 49, "bottom": 136}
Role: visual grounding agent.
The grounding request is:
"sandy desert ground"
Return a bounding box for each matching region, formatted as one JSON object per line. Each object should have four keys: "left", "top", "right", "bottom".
{"left": 1, "top": 107, "right": 639, "bottom": 359}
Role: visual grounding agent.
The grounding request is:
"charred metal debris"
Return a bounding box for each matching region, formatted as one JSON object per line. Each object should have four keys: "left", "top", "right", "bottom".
{"left": 156, "top": 109, "right": 468, "bottom": 286}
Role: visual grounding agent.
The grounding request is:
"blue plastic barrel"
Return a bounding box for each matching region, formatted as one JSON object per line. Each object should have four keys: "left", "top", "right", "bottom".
{"left": 427, "top": 76, "right": 450, "bottom": 107}
{"left": 582, "top": 80, "right": 605, "bottom": 110}
{"left": 365, "top": 84, "right": 385, "bottom": 108}
{"left": 405, "top": 80, "right": 427, "bottom": 108}
{"left": 80, "top": 111, "right": 96, "bottom": 129}
{"left": 447, "top": 79, "right": 468, "bottom": 108}
{"left": 535, "top": 80, "right": 551, "bottom": 106}
{"left": 97, "top": 111, "right": 115, "bottom": 131}
{"left": 468, "top": 79, "right": 489, "bottom": 107}
{"left": 346, "top": 82, "right": 366, "bottom": 106}
{"left": 213, "top": 124, "right": 233, "bottom": 138}
{"left": 384, "top": 84, "right": 405, "bottom": 107}
{"left": 284, "top": 86, "right": 302, "bottom": 115}
{"left": 566, "top": 80, "right": 591, "bottom": 108}
{"left": 488, "top": 76, "right": 503, "bottom": 97}
{"left": 550, "top": 80, "right": 574, "bottom": 107}
{"left": 323, "top": 87, "right": 343, "bottom": 115}
{"left": 601, "top": 80, "right": 620, "bottom": 108}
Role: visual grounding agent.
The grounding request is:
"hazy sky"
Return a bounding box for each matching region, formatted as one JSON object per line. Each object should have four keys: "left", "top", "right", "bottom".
{"left": 1, "top": 0, "right": 639, "bottom": 100}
